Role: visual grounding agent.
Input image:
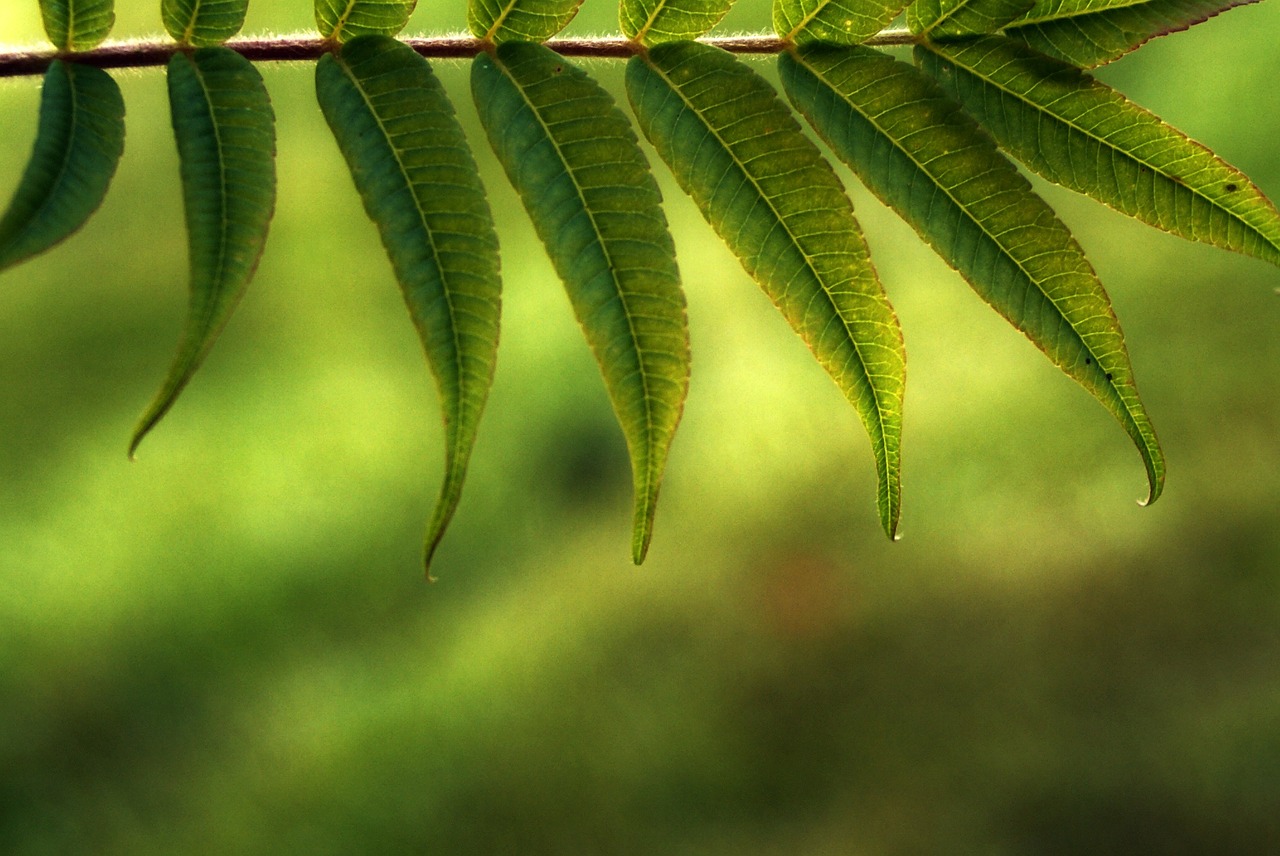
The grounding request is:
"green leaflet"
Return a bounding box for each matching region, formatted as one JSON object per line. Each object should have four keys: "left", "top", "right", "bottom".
{"left": 469, "top": 0, "right": 583, "bottom": 43}
{"left": 473, "top": 43, "right": 690, "bottom": 564}
{"left": 774, "top": 0, "right": 910, "bottom": 45}
{"left": 905, "top": 0, "right": 1033, "bottom": 35}
{"left": 132, "top": 49, "right": 276, "bottom": 454}
{"left": 620, "top": 0, "right": 735, "bottom": 45}
{"left": 162, "top": 0, "right": 249, "bottom": 46}
{"left": 0, "top": 62, "right": 124, "bottom": 274}
{"left": 39, "top": 0, "right": 115, "bottom": 51}
{"left": 627, "top": 42, "right": 906, "bottom": 539}
{"left": 918, "top": 36, "right": 1280, "bottom": 268}
{"left": 315, "top": 0, "right": 418, "bottom": 42}
{"left": 782, "top": 46, "right": 1163, "bottom": 503}
{"left": 317, "top": 35, "right": 502, "bottom": 575}
{"left": 1002, "top": 0, "right": 1257, "bottom": 68}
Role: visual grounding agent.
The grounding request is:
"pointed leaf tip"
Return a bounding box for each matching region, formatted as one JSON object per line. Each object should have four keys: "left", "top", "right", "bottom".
{"left": 628, "top": 43, "right": 905, "bottom": 538}
{"left": 134, "top": 48, "right": 276, "bottom": 453}
{"left": 318, "top": 36, "right": 502, "bottom": 575}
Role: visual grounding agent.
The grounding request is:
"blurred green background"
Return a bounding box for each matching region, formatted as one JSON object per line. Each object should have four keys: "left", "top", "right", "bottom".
{"left": 1, "top": 2, "right": 1277, "bottom": 853}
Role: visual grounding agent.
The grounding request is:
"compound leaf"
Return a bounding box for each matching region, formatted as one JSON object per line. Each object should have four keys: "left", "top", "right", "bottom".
{"left": 132, "top": 48, "right": 276, "bottom": 455}
{"left": 162, "top": 0, "right": 249, "bottom": 46}
{"left": 905, "top": 0, "right": 1033, "bottom": 36}
{"left": 469, "top": 0, "right": 583, "bottom": 43}
{"left": 621, "top": 0, "right": 734, "bottom": 45}
{"left": 918, "top": 36, "right": 1280, "bottom": 268}
{"left": 783, "top": 46, "right": 1163, "bottom": 502}
{"left": 0, "top": 61, "right": 124, "bottom": 274}
{"left": 1002, "top": 0, "right": 1259, "bottom": 68}
{"left": 315, "top": 0, "right": 417, "bottom": 42}
{"left": 317, "top": 35, "right": 502, "bottom": 575}
{"left": 628, "top": 42, "right": 906, "bottom": 539}
{"left": 473, "top": 43, "right": 690, "bottom": 564}
{"left": 39, "top": 0, "right": 115, "bottom": 52}
{"left": 775, "top": 0, "right": 911, "bottom": 45}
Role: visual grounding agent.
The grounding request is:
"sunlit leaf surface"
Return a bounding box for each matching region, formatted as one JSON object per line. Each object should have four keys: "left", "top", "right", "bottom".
{"left": 783, "top": 45, "right": 1164, "bottom": 502}
{"left": 775, "top": 0, "right": 911, "bottom": 44}
{"left": 628, "top": 42, "right": 906, "bottom": 538}
{"left": 469, "top": 0, "right": 584, "bottom": 43}
{"left": 621, "top": 0, "right": 735, "bottom": 44}
{"left": 474, "top": 43, "right": 690, "bottom": 563}
{"left": 39, "top": 0, "right": 115, "bottom": 51}
{"left": 905, "top": 0, "right": 1033, "bottom": 35}
{"left": 919, "top": 36, "right": 1280, "bottom": 268}
{"left": 317, "top": 35, "right": 502, "bottom": 573}
{"left": 315, "top": 0, "right": 417, "bottom": 42}
{"left": 0, "top": 62, "right": 124, "bottom": 274}
{"left": 162, "top": 0, "right": 249, "bottom": 46}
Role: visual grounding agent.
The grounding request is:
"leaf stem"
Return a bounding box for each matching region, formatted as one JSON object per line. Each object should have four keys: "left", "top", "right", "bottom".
{"left": 0, "top": 30, "right": 919, "bottom": 78}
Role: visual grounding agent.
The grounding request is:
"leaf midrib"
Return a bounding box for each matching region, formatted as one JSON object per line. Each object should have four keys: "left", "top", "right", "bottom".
{"left": 800, "top": 54, "right": 1112, "bottom": 384}
{"left": 334, "top": 50, "right": 467, "bottom": 470}
{"left": 5, "top": 63, "right": 80, "bottom": 259}
{"left": 498, "top": 53, "right": 658, "bottom": 507}
{"left": 646, "top": 51, "right": 893, "bottom": 504}
{"left": 186, "top": 52, "right": 233, "bottom": 338}
{"left": 940, "top": 42, "right": 1280, "bottom": 257}
{"left": 1009, "top": 0, "right": 1169, "bottom": 27}
{"left": 782, "top": 0, "right": 840, "bottom": 42}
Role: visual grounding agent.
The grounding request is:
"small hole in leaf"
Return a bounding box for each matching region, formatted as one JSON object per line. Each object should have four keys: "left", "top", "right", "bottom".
{"left": 1225, "top": 182, "right": 1238, "bottom": 192}
{"left": 1105, "top": 372, "right": 1114, "bottom": 381}
{"left": 553, "top": 65, "right": 563, "bottom": 74}
{"left": 1084, "top": 357, "right": 1091, "bottom": 365}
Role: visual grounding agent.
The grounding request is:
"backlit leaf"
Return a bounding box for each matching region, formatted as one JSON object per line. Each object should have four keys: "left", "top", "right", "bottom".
{"left": 905, "top": 0, "right": 1033, "bottom": 36}
{"left": 621, "top": 0, "right": 734, "bottom": 45}
{"left": 162, "top": 0, "right": 249, "bottom": 46}
{"left": 783, "top": 46, "right": 1163, "bottom": 502}
{"left": 1002, "top": 0, "right": 1258, "bottom": 68}
{"left": 775, "top": 0, "right": 911, "bottom": 45}
{"left": 469, "top": 0, "right": 583, "bottom": 43}
{"left": 315, "top": 0, "right": 417, "bottom": 42}
{"left": 0, "top": 61, "right": 124, "bottom": 274}
{"left": 132, "top": 48, "right": 276, "bottom": 455}
{"left": 627, "top": 42, "right": 906, "bottom": 539}
{"left": 317, "top": 35, "right": 502, "bottom": 574}
{"left": 918, "top": 36, "right": 1280, "bottom": 268}
{"left": 473, "top": 43, "right": 690, "bottom": 564}
{"left": 39, "top": 0, "right": 115, "bottom": 52}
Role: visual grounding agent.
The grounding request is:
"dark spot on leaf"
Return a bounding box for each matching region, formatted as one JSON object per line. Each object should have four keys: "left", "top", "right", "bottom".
{"left": 1084, "top": 357, "right": 1091, "bottom": 365}
{"left": 1105, "top": 372, "right": 1113, "bottom": 381}
{"left": 1225, "top": 182, "right": 1238, "bottom": 192}
{"left": 553, "top": 65, "right": 563, "bottom": 74}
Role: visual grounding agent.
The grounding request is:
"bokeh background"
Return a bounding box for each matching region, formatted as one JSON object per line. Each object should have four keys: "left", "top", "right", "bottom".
{"left": 2, "top": 1, "right": 1277, "bottom": 852}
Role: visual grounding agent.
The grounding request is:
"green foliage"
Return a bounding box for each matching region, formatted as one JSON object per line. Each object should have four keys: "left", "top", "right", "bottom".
{"left": 1, "top": 0, "right": 1278, "bottom": 570}
{"left": 38, "top": 0, "right": 115, "bottom": 51}
{"left": 317, "top": 35, "right": 502, "bottom": 573}
{"left": 473, "top": 43, "right": 689, "bottom": 563}
{"left": 0, "top": 61, "right": 123, "bottom": 272}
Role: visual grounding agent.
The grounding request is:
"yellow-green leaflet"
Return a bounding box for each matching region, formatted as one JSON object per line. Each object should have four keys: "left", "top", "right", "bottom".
{"left": 39, "top": 0, "right": 115, "bottom": 51}
{"left": 905, "top": 0, "right": 1033, "bottom": 35}
{"left": 132, "top": 49, "right": 276, "bottom": 457}
{"left": 775, "top": 0, "right": 910, "bottom": 44}
{"left": 621, "top": 0, "right": 735, "bottom": 45}
{"left": 317, "top": 36, "right": 502, "bottom": 575}
{"left": 469, "top": 0, "right": 584, "bottom": 43}
{"left": 162, "top": 0, "right": 249, "bottom": 46}
{"left": 315, "top": 0, "right": 418, "bottom": 42}
{"left": 782, "top": 46, "right": 1163, "bottom": 504}
{"left": 628, "top": 42, "right": 906, "bottom": 539}
{"left": 0, "top": 62, "right": 125, "bottom": 273}
{"left": 918, "top": 36, "right": 1280, "bottom": 268}
{"left": 473, "top": 43, "right": 690, "bottom": 563}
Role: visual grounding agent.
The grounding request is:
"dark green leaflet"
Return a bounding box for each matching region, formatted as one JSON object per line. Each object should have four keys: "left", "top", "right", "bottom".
{"left": 627, "top": 42, "right": 906, "bottom": 539}
{"left": 774, "top": 0, "right": 911, "bottom": 45}
{"left": 39, "top": 0, "right": 115, "bottom": 52}
{"left": 316, "top": 35, "right": 502, "bottom": 575}
{"left": 473, "top": 43, "right": 690, "bottom": 564}
{"left": 906, "top": 0, "right": 1033, "bottom": 35}
{"left": 782, "top": 46, "right": 1164, "bottom": 503}
{"left": 315, "top": 0, "right": 418, "bottom": 42}
{"left": 1002, "top": 0, "right": 1257, "bottom": 68}
{"left": 918, "top": 36, "right": 1280, "bottom": 269}
{"left": 0, "top": 62, "right": 124, "bottom": 274}
{"left": 469, "top": 0, "right": 584, "bottom": 43}
{"left": 162, "top": 0, "right": 249, "bottom": 47}
{"left": 620, "top": 0, "right": 735, "bottom": 44}
{"left": 132, "top": 49, "right": 276, "bottom": 456}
